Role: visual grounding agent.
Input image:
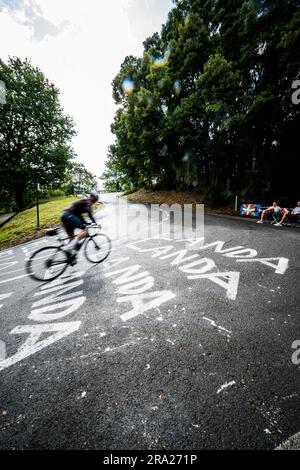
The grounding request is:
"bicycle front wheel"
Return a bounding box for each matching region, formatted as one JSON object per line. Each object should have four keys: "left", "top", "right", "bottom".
{"left": 84, "top": 233, "right": 111, "bottom": 264}
{"left": 26, "top": 246, "right": 69, "bottom": 281}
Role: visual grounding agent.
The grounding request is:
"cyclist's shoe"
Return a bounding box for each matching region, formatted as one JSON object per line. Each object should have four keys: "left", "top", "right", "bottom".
{"left": 65, "top": 250, "right": 77, "bottom": 265}
{"left": 69, "top": 253, "right": 77, "bottom": 266}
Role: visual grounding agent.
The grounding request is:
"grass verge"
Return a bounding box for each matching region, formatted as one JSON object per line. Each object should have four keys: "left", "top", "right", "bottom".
{"left": 123, "top": 189, "right": 204, "bottom": 205}
{"left": 0, "top": 196, "right": 77, "bottom": 250}
{"left": 122, "top": 189, "right": 237, "bottom": 215}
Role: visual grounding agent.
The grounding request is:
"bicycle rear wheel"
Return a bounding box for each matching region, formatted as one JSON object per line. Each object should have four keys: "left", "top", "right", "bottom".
{"left": 26, "top": 245, "right": 69, "bottom": 281}
{"left": 84, "top": 233, "right": 111, "bottom": 264}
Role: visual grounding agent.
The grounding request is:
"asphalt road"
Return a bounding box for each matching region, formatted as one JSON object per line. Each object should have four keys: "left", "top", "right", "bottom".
{"left": 0, "top": 193, "right": 299, "bottom": 450}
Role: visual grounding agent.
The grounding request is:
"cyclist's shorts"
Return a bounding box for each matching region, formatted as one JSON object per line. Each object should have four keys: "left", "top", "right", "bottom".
{"left": 61, "top": 211, "right": 85, "bottom": 237}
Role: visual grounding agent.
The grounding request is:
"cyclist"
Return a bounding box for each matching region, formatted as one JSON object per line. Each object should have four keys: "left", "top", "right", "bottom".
{"left": 61, "top": 191, "right": 99, "bottom": 253}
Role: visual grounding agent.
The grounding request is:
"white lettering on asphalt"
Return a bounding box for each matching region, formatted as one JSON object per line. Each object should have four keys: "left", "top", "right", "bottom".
{"left": 145, "top": 245, "right": 175, "bottom": 258}
{"left": 0, "top": 250, "right": 27, "bottom": 282}
{"left": 179, "top": 257, "right": 216, "bottom": 274}
{"left": 119, "top": 291, "right": 176, "bottom": 322}
{"left": 0, "top": 292, "right": 13, "bottom": 310}
{"left": 127, "top": 238, "right": 289, "bottom": 299}
{"left": 104, "top": 265, "right": 147, "bottom": 284}
{"left": 0, "top": 292, "right": 13, "bottom": 301}
{"left": 128, "top": 244, "right": 175, "bottom": 258}
{"left": 23, "top": 239, "right": 47, "bottom": 249}
{"left": 0, "top": 271, "right": 86, "bottom": 371}
{"left": 224, "top": 248, "right": 257, "bottom": 258}
{"left": 29, "top": 298, "right": 86, "bottom": 322}
{"left": 188, "top": 271, "right": 240, "bottom": 300}
{"left": 0, "top": 233, "right": 290, "bottom": 371}
{"left": 160, "top": 249, "right": 199, "bottom": 265}
{"left": 0, "top": 261, "right": 18, "bottom": 271}
{"left": 117, "top": 277, "right": 154, "bottom": 295}
{"left": 104, "top": 261, "right": 175, "bottom": 321}
{"left": 128, "top": 241, "right": 241, "bottom": 299}
{"left": 291, "top": 340, "right": 300, "bottom": 365}
{"left": 113, "top": 270, "right": 151, "bottom": 285}
{"left": 0, "top": 340, "right": 5, "bottom": 360}
{"left": 195, "top": 240, "right": 244, "bottom": 254}
{"left": 0, "top": 273, "right": 30, "bottom": 284}
{"left": 101, "top": 257, "right": 130, "bottom": 271}
{"left": 22, "top": 239, "right": 48, "bottom": 259}
{"left": 0, "top": 250, "right": 14, "bottom": 259}
{"left": 0, "top": 267, "right": 26, "bottom": 277}
{"left": 236, "top": 257, "right": 289, "bottom": 274}
{"left": 0, "top": 322, "right": 81, "bottom": 371}
{"left": 29, "top": 272, "right": 86, "bottom": 322}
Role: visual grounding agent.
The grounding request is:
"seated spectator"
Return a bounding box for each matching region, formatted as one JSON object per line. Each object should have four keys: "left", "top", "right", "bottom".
{"left": 274, "top": 201, "right": 300, "bottom": 226}
{"left": 257, "top": 201, "right": 281, "bottom": 224}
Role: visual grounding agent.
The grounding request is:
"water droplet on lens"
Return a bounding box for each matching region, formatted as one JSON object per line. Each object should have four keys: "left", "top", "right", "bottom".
{"left": 121, "top": 77, "right": 135, "bottom": 95}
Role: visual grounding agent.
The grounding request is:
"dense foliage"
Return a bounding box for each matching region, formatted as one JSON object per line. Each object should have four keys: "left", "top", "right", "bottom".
{"left": 104, "top": 0, "right": 300, "bottom": 204}
{"left": 0, "top": 57, "right": 76, "bottom": 211}
{"left": 63, "top": 162, "right": 98, "bottom": 195}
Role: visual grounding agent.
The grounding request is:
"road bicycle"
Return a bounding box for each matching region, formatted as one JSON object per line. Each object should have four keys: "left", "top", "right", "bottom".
{"left": 26, "top": 224, "right": 111, "bottom": 282}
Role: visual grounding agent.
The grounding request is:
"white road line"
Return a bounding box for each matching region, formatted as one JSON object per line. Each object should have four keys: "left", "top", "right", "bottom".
{"left": 0, "top": 292, "right": 13, "bottom": 309}
{"left": 0, "top": 268, "right": 25, "bottom": 277}
{"left": 0, "top": 274, "right": 30, "bottom": 284}
{"left": 28, "top": 253, "right": 55, "bottom": 261}
{"left": 20, "top": 238, "right": 48, "bottom": 249}
{"left": 276, "top": 431, "right": 300, "bottom": 450}
{"left": 0, "top": 293, "right": 13, "bottom": 301}
{"left": 0, "top": 250, "right": 15, "bottom": 257}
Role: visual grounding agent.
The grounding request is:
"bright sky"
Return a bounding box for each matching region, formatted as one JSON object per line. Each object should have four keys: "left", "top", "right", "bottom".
{"left": 0, "top": 0, "right": 173, "bottom": 185}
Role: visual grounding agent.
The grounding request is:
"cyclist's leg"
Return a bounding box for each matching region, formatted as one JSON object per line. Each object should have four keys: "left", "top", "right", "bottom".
{"left": 72, "top": 215, "right": 87, "bottom": 244}
{"left": 76, "top": 223, "right": 88, "bottom": 242}
{"left": 61, "top": 213, "right": 75, "bottom": 240}
{"left": 63, "top": 214, "right": 86, "bottom": 251}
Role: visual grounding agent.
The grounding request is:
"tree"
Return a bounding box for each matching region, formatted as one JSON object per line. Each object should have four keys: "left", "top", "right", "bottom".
{"left": 64, "top": 162, "right": 97, "bottom": 195}
{"left": 0, "top": 57, "right": 76, "bottom": 209}
{"left": 105, "top": 0, "right": 300, "bottom": 204}
{"left": 100, "top": 145, "right": 123, "bottom": 191}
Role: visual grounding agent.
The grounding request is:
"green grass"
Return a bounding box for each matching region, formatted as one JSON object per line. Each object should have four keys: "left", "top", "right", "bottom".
{"left": 0, "top": 196, "right": 78, "bottom": 250}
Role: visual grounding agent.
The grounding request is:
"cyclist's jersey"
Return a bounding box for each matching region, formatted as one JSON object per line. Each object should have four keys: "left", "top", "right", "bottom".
{"left": 64, "top": 199, "right": 96, "bottom": 224}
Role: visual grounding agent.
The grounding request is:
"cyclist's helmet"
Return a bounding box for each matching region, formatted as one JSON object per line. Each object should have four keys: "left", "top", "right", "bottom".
{"left": 90, "top": 190, "right": 99, "bottom": 203}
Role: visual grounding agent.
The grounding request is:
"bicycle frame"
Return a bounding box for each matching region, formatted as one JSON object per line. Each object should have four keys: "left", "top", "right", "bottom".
{"left": 27, "top": 224, "right": 111, "bottom": 282}
{"left": 47, "top": 224, "right": 99, "bottom": 249}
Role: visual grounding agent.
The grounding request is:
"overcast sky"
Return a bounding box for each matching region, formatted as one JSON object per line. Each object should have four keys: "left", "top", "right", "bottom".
{"left": 0, "top": 0, "right": 173, "bottom": 184}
